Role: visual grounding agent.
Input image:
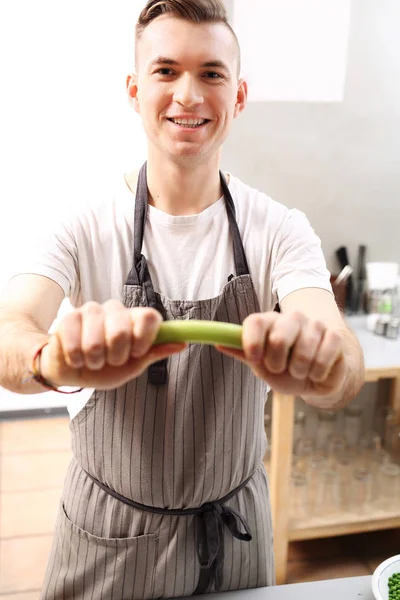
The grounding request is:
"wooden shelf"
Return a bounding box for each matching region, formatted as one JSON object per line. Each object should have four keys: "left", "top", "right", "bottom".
{"left": 365, "top": 368, "right": 400, "bottom": 383}
{"left": 289, "top": 507, "right": 400, "bottom": 541}
{"left": 269, "top": 335, "right": 400, "bottom": 583}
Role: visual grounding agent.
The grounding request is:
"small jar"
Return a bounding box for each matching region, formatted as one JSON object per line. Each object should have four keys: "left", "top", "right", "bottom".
{"left": 293, "top": 410, "right": 307, "bottom": 450}
{"left": 314, "top": 469, "right": 342, "bottom": 516}
{"left": 379, "top": 462, "right": 400, "bottom": 509}
{"left": 316, "top": 410, "right": 337, "bottom": 454}
{"left": 348, "top": 467, "right": 373, "bottom": 513}
{"left": 370, "top": 434, "right": 390, "bottom": 494}
{"left": 375, "top": 406, "right": 397, "bottom": 449}
{"left": 386, "top": 425, "right": 400, "bottom": 464}
{"left": 290, "top": 470, "right": 309, "bottom": 520}
{"left": 336, "top": 448, "right": 358, "bottom": 509}
{"left": 386, "top": 317, "right": 400, "bottom": 340}
{"left": 375, "top": 317, "right": 388, "bottom": 336}
{"left": 326, "top": 435, "right": 346, "bottom": 469}
{"left": 308, "top": 452, "right": 327, "bottom": 498}
{"left": 293, "top": 437, "right": 315, "bottom": 460}
{"left": 357, "top": 434, "right": 374, "bottom": 469}
{"left": 344, "top": 404, "right": 362, "bottom": 450}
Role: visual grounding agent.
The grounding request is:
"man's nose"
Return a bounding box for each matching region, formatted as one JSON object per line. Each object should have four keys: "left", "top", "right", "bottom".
{"left": 173, "top": 74, "right": 204, "bottom": 108}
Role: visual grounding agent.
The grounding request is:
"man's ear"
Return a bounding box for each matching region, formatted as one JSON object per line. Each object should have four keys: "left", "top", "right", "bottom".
{"left": 126, "top": 73, "right": 140, "bottom": 114}
{"left": 234, "top": 78, "right": 248, "bottom": 119}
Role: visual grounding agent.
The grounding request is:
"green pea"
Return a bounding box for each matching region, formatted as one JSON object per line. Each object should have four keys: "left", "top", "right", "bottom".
{"left": 388, "top": 572, "right": 400, "bottom": 600}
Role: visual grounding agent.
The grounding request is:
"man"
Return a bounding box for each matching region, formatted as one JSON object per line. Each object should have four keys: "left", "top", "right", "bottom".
{"left": 0, "top": 0, "right": 364, "bottom": 598}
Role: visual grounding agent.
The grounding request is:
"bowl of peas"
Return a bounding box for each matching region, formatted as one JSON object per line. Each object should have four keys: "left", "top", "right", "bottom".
{"left": 372, "top": 555, "right": 400, "bottom": 599}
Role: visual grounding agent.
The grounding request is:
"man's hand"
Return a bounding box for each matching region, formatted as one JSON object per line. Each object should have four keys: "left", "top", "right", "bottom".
{"left": 217, "top": 311, "right": 346, "bottom": 399}
{"left": 40, "top": 301, "right": 186, "bottom": 390}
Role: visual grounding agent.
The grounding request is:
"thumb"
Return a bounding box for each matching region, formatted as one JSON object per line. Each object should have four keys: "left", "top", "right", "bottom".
{"left": 141, "top": 342, "right": 187, "bottom": 368}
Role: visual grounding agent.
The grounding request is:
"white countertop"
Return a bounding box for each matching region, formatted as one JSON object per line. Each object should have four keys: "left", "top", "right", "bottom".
{"left": 180, "top": 575, "right": 374, "bottom": 599}
{"left": 346, "top": 315, "right": 400, "bottom": 370}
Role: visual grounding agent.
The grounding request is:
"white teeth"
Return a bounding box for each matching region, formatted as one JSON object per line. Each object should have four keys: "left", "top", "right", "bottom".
{"left": 171, "top": 118, "right": 206, "bottom": 127}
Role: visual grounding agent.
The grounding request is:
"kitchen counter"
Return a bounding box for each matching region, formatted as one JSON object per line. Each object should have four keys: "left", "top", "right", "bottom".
{"left": 180, "top": 575, "right": 374, "bottom": 599}
{"left": 271, "top": 315, "right": 400, "bottom": 584}
{"left": 346, "top": 314, "right": 400, "bottom": 370}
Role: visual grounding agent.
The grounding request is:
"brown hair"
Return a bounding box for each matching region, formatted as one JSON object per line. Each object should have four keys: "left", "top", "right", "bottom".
{"left": 135, "top": 0, "right": 240, "bottom": 74}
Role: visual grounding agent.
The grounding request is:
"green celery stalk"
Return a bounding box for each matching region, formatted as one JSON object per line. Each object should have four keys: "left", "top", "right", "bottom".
{"left": 154, "top": 320, "right": 243, "bottom": 349}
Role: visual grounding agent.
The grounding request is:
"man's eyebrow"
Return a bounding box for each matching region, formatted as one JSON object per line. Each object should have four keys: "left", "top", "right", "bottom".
{"left": 200, "top": 60, "right": 229, "bottom": 71}
{"left": 149, "top": 56, "right": 179, "bottom": 68}
{"left": 149, "top": 56, "right": 230, "bottom": 71}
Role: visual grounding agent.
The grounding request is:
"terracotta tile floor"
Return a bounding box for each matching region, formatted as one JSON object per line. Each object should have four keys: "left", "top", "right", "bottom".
{"left": 0, "top": 415, "right": 398, "bottom": 598}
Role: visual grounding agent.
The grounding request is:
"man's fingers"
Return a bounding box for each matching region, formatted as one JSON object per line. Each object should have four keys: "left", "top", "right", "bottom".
{"left": 104, "top": 300, "right": 133, "bottom": 367}
{"left": 141, "top": 343, "right": 187, "bottom": 367}
{"left": 80, "top": 302, "right": 106, "bottom": 370}
{"left": 309, "top": 330, "right": 344, "bottom": 382}
{"left": 288, "top": 320, "right": 325, "bottom": 380}
{"left": 57, "top": 311, "right": 84, "bottom": 369}
{"left": 130, "top": 308, "right": 163, "bottom": 358}
{"left": 242, "top": 312, "right": 277, "bottom": 363}
{"left": 216, "top": 346, "right": 247, "bottom": 363}
{"left": 264, "top": 312, "right": 306, "bottom": 374}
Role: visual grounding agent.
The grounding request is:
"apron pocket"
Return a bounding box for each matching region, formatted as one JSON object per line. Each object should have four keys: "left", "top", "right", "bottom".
{"left": 48, "top": 503, "right": 162, "bottom": 600}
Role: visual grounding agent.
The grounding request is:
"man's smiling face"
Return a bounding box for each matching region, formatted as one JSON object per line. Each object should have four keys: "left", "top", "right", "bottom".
{"left": 128, "top": 15, "right": 247, "bottom": 163}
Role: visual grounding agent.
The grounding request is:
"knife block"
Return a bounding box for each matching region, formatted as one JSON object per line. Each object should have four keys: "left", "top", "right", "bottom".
{"left": 331, "top": 275, "right": 347, "bottom": 312}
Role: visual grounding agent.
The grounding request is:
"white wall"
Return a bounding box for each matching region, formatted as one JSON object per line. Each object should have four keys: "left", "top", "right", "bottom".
{"left": 0, "top": 0, "right": 147, "bottom": 293}
{"left": 0, "top": 1, "right": 146, "bottom": 411}
{"left": 223, "top": 0, "right": 400, "bottom": 273}
{"left": 233, "top": 0, "right": 351, "bottom": 102}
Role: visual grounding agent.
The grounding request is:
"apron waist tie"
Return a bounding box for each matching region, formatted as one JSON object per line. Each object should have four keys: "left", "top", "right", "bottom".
{"left": 82, "top": 468, "right": 253, "bottom": 594}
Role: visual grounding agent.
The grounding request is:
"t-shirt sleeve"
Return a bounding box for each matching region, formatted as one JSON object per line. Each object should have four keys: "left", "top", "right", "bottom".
{"left": 271, "top": 208, "right": 333, "bottom": 304}
{"left": 7, "top": 211, "right": 81, "bottom": 305}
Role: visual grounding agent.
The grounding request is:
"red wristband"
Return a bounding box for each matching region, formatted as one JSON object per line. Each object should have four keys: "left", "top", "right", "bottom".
{"left": 30, "top": 339, "right": 84, "bottom": 395}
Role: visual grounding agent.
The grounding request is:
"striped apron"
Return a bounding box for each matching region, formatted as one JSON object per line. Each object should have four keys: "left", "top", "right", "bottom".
{"left": 40, "top": 164, "right": 275, "bottom": 599}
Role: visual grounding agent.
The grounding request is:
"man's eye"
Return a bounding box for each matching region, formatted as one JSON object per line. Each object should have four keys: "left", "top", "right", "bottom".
{"left": 157, "top": 68, "right": 174, "bottom": 76}
{"left": 204, "top": 72, "right": 223, "bottom": 79}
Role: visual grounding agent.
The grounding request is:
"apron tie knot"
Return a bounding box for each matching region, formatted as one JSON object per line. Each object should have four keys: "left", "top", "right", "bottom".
{"left": 195, "top": 500, "right": 252, "bottom": 593}
{"left": 82, "top": 467, "right": 255, "bottom": 595}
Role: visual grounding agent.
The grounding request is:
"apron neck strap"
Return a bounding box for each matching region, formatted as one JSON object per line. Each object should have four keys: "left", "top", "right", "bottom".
{"left": 129, "top": 162, "right": 250, "bottom": 282}
{"left": 133, "top": 162, "right": 149, "bottom": 266}
{"left": 125, "top": 162, "right": 251, "bottom": 386}
{"left": 219, "top": 171, "right": 250, "bottom": 277}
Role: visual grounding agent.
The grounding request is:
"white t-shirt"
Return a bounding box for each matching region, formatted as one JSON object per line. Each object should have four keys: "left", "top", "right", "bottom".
{"left": 11, "top": 172, "right": 332, "bottom": 417}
